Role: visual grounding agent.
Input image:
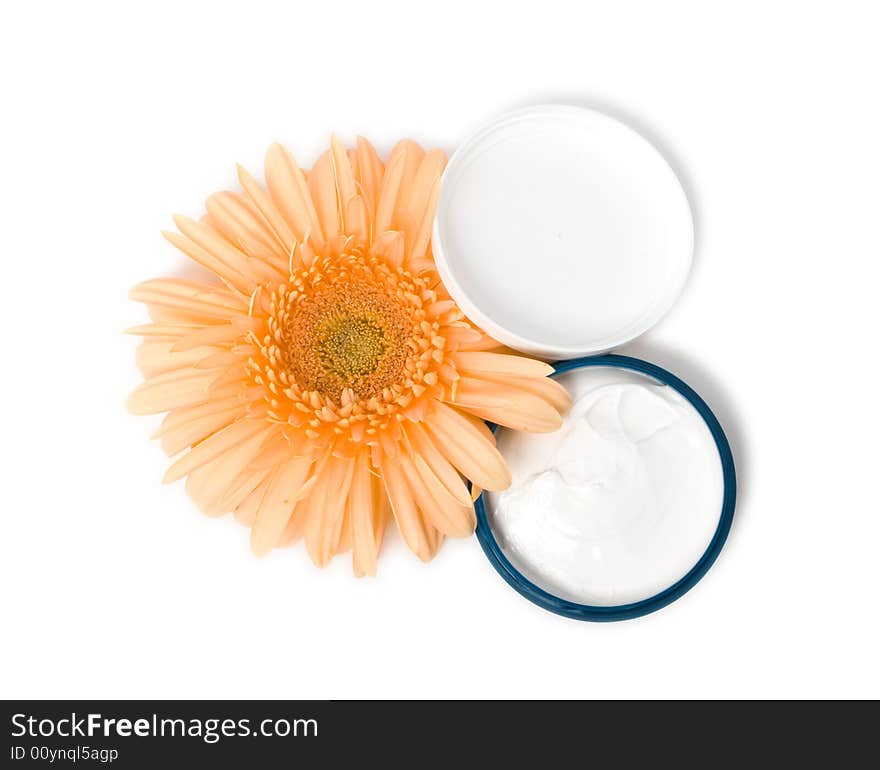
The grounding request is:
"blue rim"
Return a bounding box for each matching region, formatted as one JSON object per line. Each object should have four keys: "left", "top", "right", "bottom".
{"left": 474, "top": 354, "right": 737, "bottom": 622}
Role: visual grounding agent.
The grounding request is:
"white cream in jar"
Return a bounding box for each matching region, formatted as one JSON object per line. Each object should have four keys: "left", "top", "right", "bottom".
{"left": 486, "top": 366, "right": 725, "bottom": 607}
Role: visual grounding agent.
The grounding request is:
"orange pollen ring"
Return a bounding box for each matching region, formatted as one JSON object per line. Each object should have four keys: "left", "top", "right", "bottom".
{"left": 282, "top": 281, "right": 409, "bottom": 401}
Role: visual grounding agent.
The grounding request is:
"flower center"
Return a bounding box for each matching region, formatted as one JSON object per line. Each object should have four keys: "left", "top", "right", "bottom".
{"left": 317, "top": 314, "right": 387, "bottom": 379}
{"left": 284, "top": 281, "right": 409, "bottom": 401}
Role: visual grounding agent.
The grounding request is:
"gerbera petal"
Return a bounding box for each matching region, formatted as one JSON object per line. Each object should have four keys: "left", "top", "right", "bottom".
{"left": 335, "top": 502, "right": 353, "bottom": 554}
{"left": 381, "top": 456, "right": 433, "bottom": 561}
{"left": 130, "top": 278, "right": 246, "bottom": 321}
{"left": 404, "top": 424, "right": 473, "bottom": 507}
{"left": 346, "top": 148, "right": 358, "bottom": 177}
{"left": 264, "top": 143, "right": 324, "bottom": 247}
{"left": 159, "top": 403, "right": 247, "bottom": 457}
{"left": 303, "top": 452, "right": 354, "bottom": 566}
{"left": 307, "top": 151, "right": 340, "bottom": 243}
{"left": 405, "top": 452, "right": 475, "bottom": 537}
{"left": 250, "top": 454, "right": 314, "bottom": 556}
{"left": 389, "top": 140, "right": 426, "bottom": 232}
{"left": 349, "top": 451, "right": 381, "bottom": 576}
{"left": 355, "top": 137, "right": 384, "bottom": 225}
{"left": 441, "top": 325, "right": 485, "bottom": 348}
{"left": 216, "top": 466, "right": 271, "bottom": 518}
{"left": 136, "top": 341, "right": 220, "bottom": 377}
{"left": 330, "top": 134, "right": 358, "bottom": 221}
{"left": 186, "top": 431, "right": 268, "bottom": 516}
{"left": 344, "top": 194, "right": 369, "bottom": 246}
{"left": 189, "top": 430, "right": 272, "bottom": 515}
{"left": 126, "top": 367, "right": 217, "bottom": 414}
{"left": 184, "top": 461, "right": 223, "bottom": 515}
{"left": 424, "top": 401, "right": 511, "bottom": 491}
{"left": 424, "top": 518, "right": 444, "bottom": 559}
{"left": 194, "top": 350, "right": 248, "bottom": 370}
{"left": 424, "top": 300, "right": 458, "bottom": 321}
{"left": 404, "top": 149, "right": 445, "bottom": 259}
{"left": 234, "top": 476, "right": 270, "bottom": 527}
{"left": 276, "top": 500, "right": 308, "bottom": 547}
{"left": 374, "top": 145, "right": 406, "bottom": 236}
{"left": 456, "top": 334, "right": 503, "bottom": 352}
{"left": 236, "top": 163, "right": 298, "bottom": 256}
{"left": 450, "top": 351, "right": 554, "bottom": 378}
{"left": 153, "top": 396, "right": 246, "bottom": 438}
{"left": 326, "top": 455, "right": 356, "bottom": 561}
{"left": 163, "top": 420, "right": 271, "bottom": 483}
{"left": 405, "top": 150, "right": 446, "bottom": 226}
{"left": 186, "top": 211, "right": 287, "bottom": 285}
{"left": 205, "top": 191, "right": 287, "bottom": 268}
{"left": 451, "top": 377, "right": 563, "bottom": 432}
{"left": 409, "top": 176, "right": 442, "bottom": 261}
{"left": 473, "top": 371, "right": 573, "bottom": 413}
{"left": 458, "top": 409, "right": 497, "bottom": 445}
{"left": 172, "top": 215, "right": 263, "bottom": 292}
{"left": 371, "top": 230, "right": 405, "bottom": 268}
{"left": 445, "top": 327, "right": 502, "bottom": 352}
{"left": 125, "top": 322, "right": 202, "bottom": 339}
{"left": 171, "top": 318, "right": 255, "bottom": 352}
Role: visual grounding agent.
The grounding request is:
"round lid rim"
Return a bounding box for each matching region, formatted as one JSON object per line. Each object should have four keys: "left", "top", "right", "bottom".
{"left": 433, "top": 104, "right": 695, "bottom": 358}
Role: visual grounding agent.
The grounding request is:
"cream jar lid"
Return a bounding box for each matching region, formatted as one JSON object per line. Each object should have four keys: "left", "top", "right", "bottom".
{"left": 432, "top": 105, "right": 694, "bottom": 359}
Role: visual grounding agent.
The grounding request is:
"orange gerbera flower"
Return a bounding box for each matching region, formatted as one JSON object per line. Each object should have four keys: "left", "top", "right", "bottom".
{"left": 128, "top": 136, "right": 570, "bottom": 574}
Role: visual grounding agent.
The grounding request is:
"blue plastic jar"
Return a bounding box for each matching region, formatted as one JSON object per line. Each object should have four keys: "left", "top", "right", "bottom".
{"left": 474, "top": 354, "right": 736, "bottom": 622}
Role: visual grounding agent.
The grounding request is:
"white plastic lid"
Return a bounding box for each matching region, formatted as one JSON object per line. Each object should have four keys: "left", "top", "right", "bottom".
{"left": 433, "top": 105, "right": 694, "bottom": 359}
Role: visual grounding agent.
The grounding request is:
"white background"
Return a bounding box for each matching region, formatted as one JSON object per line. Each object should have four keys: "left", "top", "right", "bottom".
{"left": 2, "top": 1, "right": 878, "bottom": 699}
